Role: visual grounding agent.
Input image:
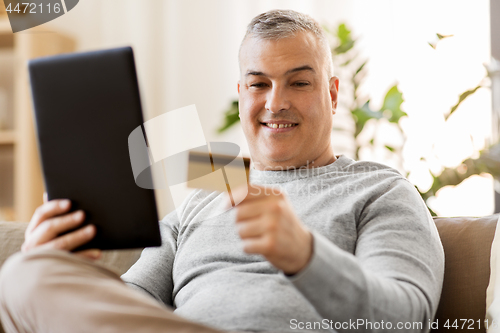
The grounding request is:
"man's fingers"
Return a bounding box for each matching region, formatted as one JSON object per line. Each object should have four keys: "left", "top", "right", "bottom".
{"left": 44, "top": 224, "right": 96, "bottom": 251}
{"left": 241, "top": 235, "right": 275, "bottom": 256}
{"left": 26, "top": 199, "right": 71, "bottom": 236}
{"left": 231, "top": 184, "right": 283, "bottom": 207}
{"left": 23, "top": 197, "right": 97, "bottom": 256}
{"left": 237, "top": 218, "right": 268, "bottom": 239}
{"left": 75, "top": 249, "right": 102, "bottom": 260}
{"left": 236, "top": 197, "right": 285, "bottom": 223}
{"left": 235, "top": 201, "right": 264, "bottom": 221}
{"left": 25, "top": 210, "right": 85, "bottom": 249}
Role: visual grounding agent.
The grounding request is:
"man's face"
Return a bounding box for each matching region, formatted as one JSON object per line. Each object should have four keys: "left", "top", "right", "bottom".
{"left": 238, "top": 32, "right": 339, "bottom": 170}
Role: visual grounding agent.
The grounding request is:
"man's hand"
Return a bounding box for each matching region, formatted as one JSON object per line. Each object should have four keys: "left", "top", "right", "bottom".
{"left": 21, "top": 193, "right": 101, "bottom": 260}
{"left": 232, "top": 185, "right": 313, "bottom": 275}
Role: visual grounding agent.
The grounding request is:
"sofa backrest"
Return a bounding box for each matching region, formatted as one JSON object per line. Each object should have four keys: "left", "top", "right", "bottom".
{"left": 432, "top": 214, "right": 499, "bottom": 333}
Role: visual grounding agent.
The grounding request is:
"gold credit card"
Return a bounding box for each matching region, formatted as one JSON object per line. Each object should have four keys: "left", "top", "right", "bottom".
{"left": 187, "top": 151, "right": 250, "bottom": 204}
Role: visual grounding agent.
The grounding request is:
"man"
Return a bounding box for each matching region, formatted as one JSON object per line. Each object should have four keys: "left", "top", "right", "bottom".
{"left": 0, "top": 9, "right": 444, "bottom": 333}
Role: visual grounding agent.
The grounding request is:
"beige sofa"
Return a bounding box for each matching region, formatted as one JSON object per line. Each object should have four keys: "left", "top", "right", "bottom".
{"left": 0, "top": 215, "right": 498, "bottom": 333}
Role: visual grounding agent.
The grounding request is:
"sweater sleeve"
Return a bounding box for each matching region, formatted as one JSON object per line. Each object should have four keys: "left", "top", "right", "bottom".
{"left": 287, "top": 178, "right": 444, "bottom": 333}
{"left": 120, "top": 211, "right": 179, "bottom": 307}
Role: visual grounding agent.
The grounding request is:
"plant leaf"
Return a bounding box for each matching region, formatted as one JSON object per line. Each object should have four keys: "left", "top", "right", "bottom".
{"left": 445, "top": 85, "right": 482, "bottom": 120}
{"left": 217, "top": 100, "right": 240, "bottom": 133}
{"left": 428, "top": 34, "right": 453, "bottom": 50}
{"left": 340, "top": 55, "right": 355, "bottom": 67}
{"left": 437, "top": 33, "right": 453, "bottom": 40}
{"left": 352, "top": 100, "right": 382, "bottom": 137}
{"left": 419, "top": 141, "right": 500, "bottom": 204}
{"left": 380, "top": 85, "right": 407, "bottom": 123}
{"left": 354, "top": 60, "right": 367, "bottom": 77}
{"left": 384, "top": 145, "right": 396, "bottom": 152}
{"left": 334, "top": 40, "right": 355, "bottom": 55}
{"left": 334, "top": 23, "right": 355, "bottom": 54}
{"left": 336, "top": 23, "right": 351, "bottom": 44}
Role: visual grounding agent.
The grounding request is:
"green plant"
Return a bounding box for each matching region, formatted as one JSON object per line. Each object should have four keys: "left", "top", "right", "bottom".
{"left": 218, "top": 100, "right": 239, "bottom": 134}
{"left": 416, "top": 34, "right": 495, "bottom": 212}
{"left": 324, "top": 24, "right": 407, "bottom": 161}
{"left": 420, "top": 143, "right": 500, "bottom": 203}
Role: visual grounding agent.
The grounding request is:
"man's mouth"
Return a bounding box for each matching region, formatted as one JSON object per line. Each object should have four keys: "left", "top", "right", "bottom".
{"left": 261, "top": 122, "right": 298, "bottom": 129}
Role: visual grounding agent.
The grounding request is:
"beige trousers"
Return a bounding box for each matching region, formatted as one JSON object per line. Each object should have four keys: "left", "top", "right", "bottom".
{"left": 0, "top": 249, "right": 226, "bottom": 333}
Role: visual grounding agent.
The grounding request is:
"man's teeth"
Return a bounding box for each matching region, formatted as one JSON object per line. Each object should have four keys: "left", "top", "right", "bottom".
{"left": 265, "top": 123, "right": 297, "bottom": 129}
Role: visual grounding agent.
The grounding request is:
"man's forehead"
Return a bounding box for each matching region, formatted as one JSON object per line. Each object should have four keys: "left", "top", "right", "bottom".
{"left": 239, "top": 33, "right": 323, "bottom": 77}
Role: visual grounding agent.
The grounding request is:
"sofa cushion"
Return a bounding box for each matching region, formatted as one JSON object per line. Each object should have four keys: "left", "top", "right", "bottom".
{"left": 486, "top": 215, "right": 500, "bottom": 332}
{"left": 432, "top": 214, "right": 499, "bottom": 332}
{"left": 0, "top": 222, "right": 27, "bottom": 269}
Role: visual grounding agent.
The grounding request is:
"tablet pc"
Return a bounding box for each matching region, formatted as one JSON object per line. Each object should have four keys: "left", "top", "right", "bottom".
{"left": 28, "top": 47, "right": 162, "bottom": 251}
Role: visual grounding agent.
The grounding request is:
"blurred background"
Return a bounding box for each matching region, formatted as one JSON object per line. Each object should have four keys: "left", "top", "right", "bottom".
{"left": 0, "top": 0, "right": 498, "bottom": 220}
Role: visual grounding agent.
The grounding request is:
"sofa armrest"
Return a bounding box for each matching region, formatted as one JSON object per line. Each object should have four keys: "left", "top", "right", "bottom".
{"left": 432, "top": 214, "right": 500, "bottom": 332}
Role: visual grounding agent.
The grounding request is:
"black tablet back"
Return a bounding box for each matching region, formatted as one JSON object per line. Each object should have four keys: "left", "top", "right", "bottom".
{"left": 29, "top": 47, "right": 161, "bottom": 250}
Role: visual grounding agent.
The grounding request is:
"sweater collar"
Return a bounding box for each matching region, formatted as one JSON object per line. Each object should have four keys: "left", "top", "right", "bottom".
{"left": 249, "top": 155, "right": 352, "bottom": 185}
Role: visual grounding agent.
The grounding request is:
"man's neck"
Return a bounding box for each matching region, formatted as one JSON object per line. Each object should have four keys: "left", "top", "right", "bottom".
{"left": 252, "top": 149, "right": 337, "bottom": 171}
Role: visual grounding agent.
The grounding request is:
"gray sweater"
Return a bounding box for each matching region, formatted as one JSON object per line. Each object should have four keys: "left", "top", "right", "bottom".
{"left": 121, "top": 155, "right": 444, "bottom": 333}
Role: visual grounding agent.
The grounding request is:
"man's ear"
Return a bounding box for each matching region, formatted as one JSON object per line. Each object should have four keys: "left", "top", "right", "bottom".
{"left": 237, "top": 81, "right": 241, "bottom": 119}
{"left": 329, "top": 76, "right": 339, "bottom": 114}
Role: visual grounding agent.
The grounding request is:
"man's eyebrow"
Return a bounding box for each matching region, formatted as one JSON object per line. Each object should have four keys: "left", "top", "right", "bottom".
{"left": 245, "top": 70, "right": 266, "bottom": 77}
{"left": 285, "top": 65, "right": 315, "bottom": 75}
{"left": 245, "top": 65, "right": 315, "bottom": 78}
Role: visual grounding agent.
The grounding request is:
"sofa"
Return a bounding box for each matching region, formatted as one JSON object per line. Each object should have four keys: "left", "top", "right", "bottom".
{"left": 0, "top": 215, "right": 498, "bottom": 333}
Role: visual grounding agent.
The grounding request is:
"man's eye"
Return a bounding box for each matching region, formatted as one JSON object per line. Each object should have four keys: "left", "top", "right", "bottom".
{"left": 250, "top": 83, "right": 268, "bottom": 88}
{"left": 293, "top": 82, "right": 310, "bottom": 87}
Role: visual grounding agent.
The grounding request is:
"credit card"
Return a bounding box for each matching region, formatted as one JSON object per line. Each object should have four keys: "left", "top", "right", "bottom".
{"left": 187, "top": 151, "right": 250, "bottom": 205}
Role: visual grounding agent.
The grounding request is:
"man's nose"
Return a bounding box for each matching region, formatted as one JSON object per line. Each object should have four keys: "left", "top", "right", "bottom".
{"left": 265, "top": 86, "right": 290, "bottom": 113}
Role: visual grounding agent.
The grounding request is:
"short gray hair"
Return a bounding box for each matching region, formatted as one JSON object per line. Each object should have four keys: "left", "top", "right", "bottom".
{"left": 240, "top": 9, "right": 334, "bottom": 77}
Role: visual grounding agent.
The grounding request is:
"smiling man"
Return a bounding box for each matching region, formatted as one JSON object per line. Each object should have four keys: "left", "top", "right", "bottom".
{"left": 0, "top": 9, "right": 444, "bottom": 333}
{"left": 238, "top": 30, "right": 338, "bottom": 170}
